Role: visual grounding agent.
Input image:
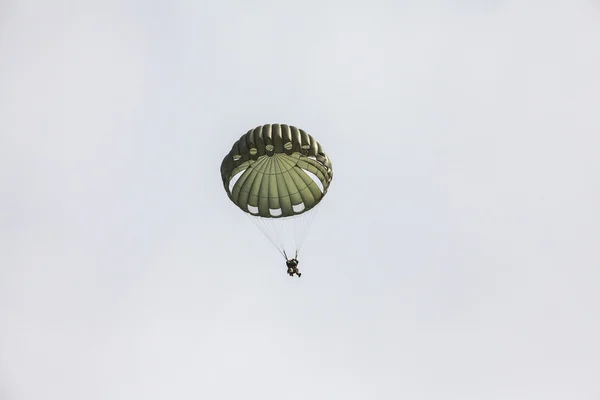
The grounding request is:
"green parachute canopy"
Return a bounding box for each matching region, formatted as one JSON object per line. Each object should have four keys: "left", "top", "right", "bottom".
{"left": 221, "top": 124, "right": 333, "bottom": 259}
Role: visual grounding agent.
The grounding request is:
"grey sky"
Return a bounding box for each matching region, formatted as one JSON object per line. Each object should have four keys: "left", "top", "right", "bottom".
{"left": 1, "top": 1, "right": 599, "bottom": 399}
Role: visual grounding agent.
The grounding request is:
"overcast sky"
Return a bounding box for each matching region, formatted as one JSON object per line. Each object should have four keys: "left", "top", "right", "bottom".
{"left": 1, "top": 1, "right": 599, "bottom": 399}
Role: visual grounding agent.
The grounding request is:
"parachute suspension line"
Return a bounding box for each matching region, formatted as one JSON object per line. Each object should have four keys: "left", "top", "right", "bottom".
{"left": 294, "top": 205, "right": 320, "bottom": 257}
{"left": 245, "top": 214, "right": 286, "bottom": 258}
{"left": 246, "top": 213, "right": 298, "bottom": 258}
{"left": 244, "top": 207, "right": 319, "bottom": 260}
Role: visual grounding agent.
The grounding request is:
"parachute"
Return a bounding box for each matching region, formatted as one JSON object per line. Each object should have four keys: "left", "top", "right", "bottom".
{"left": 220, "top": 124, "right": 333, "bottom": 262}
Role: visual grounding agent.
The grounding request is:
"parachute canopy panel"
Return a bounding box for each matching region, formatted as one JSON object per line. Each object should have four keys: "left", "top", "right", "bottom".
{"left": 221, "top": 124, "right": 333, "bottom": 218}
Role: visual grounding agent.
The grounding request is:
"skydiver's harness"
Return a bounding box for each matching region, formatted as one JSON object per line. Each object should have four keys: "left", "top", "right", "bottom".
{"left": 284, "top": 251, "right": 301, "bottom": 278}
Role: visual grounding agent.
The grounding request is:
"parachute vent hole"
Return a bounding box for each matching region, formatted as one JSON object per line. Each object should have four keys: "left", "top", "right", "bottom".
{"left": 284, "top": 142, "right": 293, "bottom": 150}
{"left": 270, "top": 208, "right": 282, "bottom": 217}
{"left": 266, "top": 144, "right": 274, "bottom": 151}
{"left": 249, "top": 148, "right": 257, "bottom": 155}
{"left": 301, "top": 168, "right": 324, "bottom": 193}
{"left": 228, "top": 169, "right": 247, "bottom": 193}
{"left": 293, "top": 203, "right": 305, "bottom": 213}
{"left": 233, "top": 154, "right": 241, "bottom": 161}
{"left": 248, "top": 205, "right": 259, "bottom": 214}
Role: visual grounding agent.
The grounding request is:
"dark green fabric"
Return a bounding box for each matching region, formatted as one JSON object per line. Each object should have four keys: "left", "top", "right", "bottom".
{"left": 221, "top": 124, "right": 333, "bottom": 218}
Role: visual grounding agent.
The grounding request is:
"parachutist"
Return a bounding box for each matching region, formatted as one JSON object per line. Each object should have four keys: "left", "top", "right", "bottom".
{"left": 286, "top": 258, "right": 301, "bottom": 277}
